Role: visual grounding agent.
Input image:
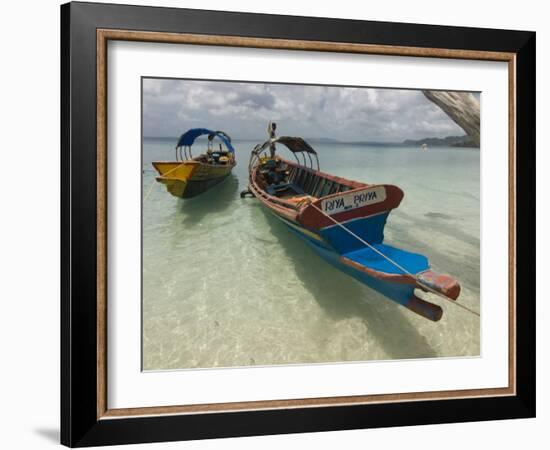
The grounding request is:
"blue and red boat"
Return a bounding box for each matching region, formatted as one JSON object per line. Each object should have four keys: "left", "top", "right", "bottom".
{"left": 243, "top": 123, "right": 460, "bottom": 321}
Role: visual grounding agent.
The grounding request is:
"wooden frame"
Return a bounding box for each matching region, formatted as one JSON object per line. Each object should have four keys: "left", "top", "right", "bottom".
{"left": 61, "top": 1, "right": 535, "bottom": 447}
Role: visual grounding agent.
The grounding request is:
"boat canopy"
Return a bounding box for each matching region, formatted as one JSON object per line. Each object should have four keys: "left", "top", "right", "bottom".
{"left": 249, "top": 129, "right": 320, "bottom": 172}
{"left": 256, "top": 137, "right": 317, "bottom": 155}
{"left": 176, "top": 128, "right": 235, "bottom": 152}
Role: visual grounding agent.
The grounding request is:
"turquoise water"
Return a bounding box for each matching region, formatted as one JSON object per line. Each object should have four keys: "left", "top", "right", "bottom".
{"left": 142, "top": 138, "right": 480, "bottom": 370}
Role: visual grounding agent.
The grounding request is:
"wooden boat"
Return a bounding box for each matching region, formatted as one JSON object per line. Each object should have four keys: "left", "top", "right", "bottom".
{"left": 152, "top": 128, "right": 236, "bottom": 198}
{"left": 242, "top": 123, "right": 460, "bottom": 321}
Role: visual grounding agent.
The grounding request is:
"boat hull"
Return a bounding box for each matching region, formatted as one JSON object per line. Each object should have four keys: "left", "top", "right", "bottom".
{"left": 273, "top": 214, "right": 411, "bottom": 298}
{"left": 267, "top": 209, "right": 452, "bottom": 322}
{"left": 152, "top": 161, "right": 234, "bottom": 198}
{"left": 245, "top": 137, "right": 460, "bottom": 321}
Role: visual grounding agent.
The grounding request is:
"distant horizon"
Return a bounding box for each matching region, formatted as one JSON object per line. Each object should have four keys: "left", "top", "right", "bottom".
{"left": 142, "top": 133, "right": 473, "bottom": 146}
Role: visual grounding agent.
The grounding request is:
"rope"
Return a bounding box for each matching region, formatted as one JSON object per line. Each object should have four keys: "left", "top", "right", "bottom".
{"left": 143, "top": 162, "right": 187, "bottom": 201}
{"left": 308, "top": 202, "right": 480, "bottom": 317}
{"left": 143, "top": 178, "right": 158, "bottom": 201}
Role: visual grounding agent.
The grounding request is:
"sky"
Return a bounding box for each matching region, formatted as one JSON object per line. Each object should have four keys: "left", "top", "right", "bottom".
{"left": 142, "top": 78, "right": 470, "bottom": 143}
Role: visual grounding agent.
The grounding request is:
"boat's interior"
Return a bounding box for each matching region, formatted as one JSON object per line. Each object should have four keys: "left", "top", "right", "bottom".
{"left": 193, "top": 146, "right": 233, "bottom": 165}
{"left": 344, "top": 244, "right": 429, "bottom": 275}
{"left": 257, "top": 158, "right": 365, "bottom": 203}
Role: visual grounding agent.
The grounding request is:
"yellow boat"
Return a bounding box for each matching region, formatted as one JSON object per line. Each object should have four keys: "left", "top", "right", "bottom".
{"left": 152, "top": 128, "right": 236, "bottom": 198}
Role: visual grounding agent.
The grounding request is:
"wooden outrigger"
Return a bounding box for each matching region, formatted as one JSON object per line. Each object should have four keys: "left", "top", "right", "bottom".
{"left": 153, "top": 128, "right": 236, "bottom": 198}
{"left": 242, "top": 123, "right": 463, "bottom": 321}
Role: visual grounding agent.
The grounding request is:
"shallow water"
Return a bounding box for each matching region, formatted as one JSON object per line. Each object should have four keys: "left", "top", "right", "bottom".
{"left": 142, "top": 138, "right": 480, "bottom": 370}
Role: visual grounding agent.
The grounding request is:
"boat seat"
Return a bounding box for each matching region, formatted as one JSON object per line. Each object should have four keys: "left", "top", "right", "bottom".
{"left": 343, "top": 244, "right": 429, "bottom": 275}
{"left": 266, "top": 182, "right": 304, "bottom": 197}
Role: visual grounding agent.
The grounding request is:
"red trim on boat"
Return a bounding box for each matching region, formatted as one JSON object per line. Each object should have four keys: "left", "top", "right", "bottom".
{"left": 417, "top": 270, "right": 461, "bottom": 300}
{"left": 340, "top": 255, "right": 418, "bottom": 284}
{"left": 340, "top": 257, "right": 461, "bottom": 302}
{"left": 299, "top": 184, "right": 404, "bottom": 230}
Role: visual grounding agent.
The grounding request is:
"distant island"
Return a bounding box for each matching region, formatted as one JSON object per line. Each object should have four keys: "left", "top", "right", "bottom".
{"left": 306, "top": 137, "right": 399, "bottom": 147}
{"left": 403, "top": 135, "right": 479, "bottom": 148}
{"left": 308, "top": 135, "right": 479, "bottom": 148}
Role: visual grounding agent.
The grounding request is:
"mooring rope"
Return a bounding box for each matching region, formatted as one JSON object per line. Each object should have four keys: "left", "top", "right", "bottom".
{"left": 143, "top": 178, "right": 158, "bottom": 201}
{"left": 308, "top": 202, "right": 480, "bottom": 317}
{"left": 143, "top": 163, "right": 187, "bottom": 201}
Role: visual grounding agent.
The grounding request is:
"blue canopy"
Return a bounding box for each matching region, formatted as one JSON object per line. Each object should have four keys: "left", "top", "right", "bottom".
{"left": 176, "top": 128, "right": 235, "bottom": 152}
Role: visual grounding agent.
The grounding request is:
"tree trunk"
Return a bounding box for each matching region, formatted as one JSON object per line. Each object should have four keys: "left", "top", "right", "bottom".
{"left": 422, "top": 91, "right": 480, "bottom": 147}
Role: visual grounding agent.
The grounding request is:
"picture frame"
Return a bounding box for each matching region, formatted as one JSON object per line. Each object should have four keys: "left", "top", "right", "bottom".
{"left": 60, "top": 1, "right": 535, "bottom": 447}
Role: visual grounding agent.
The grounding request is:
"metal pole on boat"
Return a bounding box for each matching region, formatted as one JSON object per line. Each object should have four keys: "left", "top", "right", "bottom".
{"left": 268, "top": 122, "right": 276, "bottom": 158}
{"left": 308, "top": 202, "right": 480, "bottom": 318}
{"left": 306, "top": 152, "right": 313, "bottom": 169}
{"left": 301, "top": 152, "right": 307, "bottom": 167}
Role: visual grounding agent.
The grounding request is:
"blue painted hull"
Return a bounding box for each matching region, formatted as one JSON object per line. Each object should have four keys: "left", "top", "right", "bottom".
{"left": 307, "top": 241, "right": 416, "bottom": 307}
{"left": 274, "top": 214, "right": 417, "bottom": 308}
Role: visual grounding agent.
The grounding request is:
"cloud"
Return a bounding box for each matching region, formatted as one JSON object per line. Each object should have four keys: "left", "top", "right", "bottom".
{"left": 142, "top": 78, "right": 470, "bottom": 142}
